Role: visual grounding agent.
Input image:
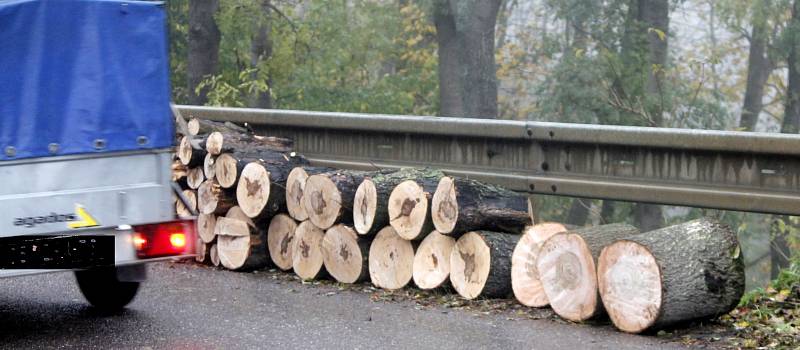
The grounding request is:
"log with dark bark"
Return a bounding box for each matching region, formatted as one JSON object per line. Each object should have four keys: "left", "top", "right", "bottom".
{"left": 215, "top": 208, "right": 269, "bottom": 271}
{"left": 387, "top": 169, "right": 445, "bottom": 240}
{"left": 267, "top": 214, "right": 298, "bottom": 271}
{"left": 303, "top": 170, "right": 370, "bottom": 230}
{"left": 511, "top": 223, "right": 570, "bottom": 307}
{"left": 286, "top": 166, "right": 336, "bottom": 222}
{"left": 187, "top": 118, "right": 243, "bottom": 136}
{"left": 368, "top": 226, "right": 416, "bottom": 290}
{"left": 178, "top": 135, "right": 207, "bottom": 167}
{"left": 598, "top": 218, "right": 745, "bottom": 333}
{"left": 236, "top": 154, "right": 308, "bottom": 220}
{"left": 172, "top": 160, "right": 188, "bottom": 187}
{"left": 197, "top": 179, "right": 235, "bottom": 215}
{"left": 536, "top": 223, "right": 639, "bottom": 322}
{"left": 354, "top": 168, "right": 430, "bottom": 236}
{"left": 187, "top": 167, "right": 205, "bottom": 190}
{"left": 197, "top": 213, "right": 217, "bottom": 243}
{"left": 175, "top": 190, "right": 197, "bottom": 218}
{"left": 322, "top": 224, "right": 370, "bottom": 284}
{"left": 412, "top": 230, "right": 456, "bottom": 290}
{"left": 449, "top": 231, "right": 520, "bottom": 299}
{"left": 205, "top": 130, "right": 293, "bottom": 155}
{"left": 204, "top": 153, "right": 216, "bottom": 180}
{"left": 292, "top": 221, "right": 328, "bottom": 280}
{"left": 431, "top": 176, "right": 532, "bottom": 236}
{"left": 216, "top": 149, "right": 296, "bottom": 189}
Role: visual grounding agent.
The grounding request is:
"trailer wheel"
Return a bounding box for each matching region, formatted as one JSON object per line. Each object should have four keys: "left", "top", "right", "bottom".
{"left": 75, "top": 268, "right": 140, "bottom": 311}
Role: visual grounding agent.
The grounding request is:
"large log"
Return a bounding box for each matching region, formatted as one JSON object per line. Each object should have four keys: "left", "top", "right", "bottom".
{"left": 178, "top": 135, "right": 207, "bottom": 167}
{"left": 354, "top": 168, "right": 429, "bottom": 236}
{"left": 197, "top": 213, "right": 217, "bottom": 243}
{"left": 197, "top": 179, "right": 235, "bottom": 215}
{"left": 187, "top": 118, "right": 245, "bottom": 136}
{"left": 510, "top": 222, "right": 570, "bottom": 307}
{"left": 175, "top": 189, "right": 197, "bottom": 218}
{"left": 187, "top": 167, "right": 205, "bottom": 190}
{"left": 536, "top": 223, "right": 639, "bottom": 322}
{"left": 205, "top": 130, "right": 293, "bottom": 155}
{"left": 322, "top": 224, "right": 370, "bottom": 284}
{"left": 387, "top": 169, "right": 445, "bottom": 240}
{"left": 412, "top": 230, "right": 456, "bottom": 290}
{"left": 303, "top": 170, "right": 369, "bottom": 230}
{"left": 450, "top": 231, "right": 520, "bottom": 299}
{"left": 267, "top": 214, "right": 298, "bottom": 271}
{"left": 285, "top": 166, "right": 335, "bottom": 222}
{"left": 236, "top": 154, "right": 308, "bottom": 220}
{"left": 292, "top": 221, "right": 328, "bottom": 280}
{"left": 598, "top": 218, "right": 745, "bottom": 333}
{"left": 214, "top": 208, "right": 269, "bottom": 271}
{"left": 431, "top": 176, "right": 533, "bottom": 236}
{"left": 368, "top": 226, "right": 416, "bottom": 290}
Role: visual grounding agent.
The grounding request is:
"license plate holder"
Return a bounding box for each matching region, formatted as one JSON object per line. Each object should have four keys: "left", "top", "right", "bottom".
{"left": 0, "top": 235, "right": 114, "bottom": 269}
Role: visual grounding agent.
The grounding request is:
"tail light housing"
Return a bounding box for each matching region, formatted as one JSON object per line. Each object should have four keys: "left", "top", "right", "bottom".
{"left": 132, "top": 220, "right": 196, "bottom": 259}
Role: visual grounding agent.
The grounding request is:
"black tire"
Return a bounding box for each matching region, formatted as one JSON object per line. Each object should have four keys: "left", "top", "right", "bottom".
{"left": 75, "top": 267, "right": 140, "bottom": 311}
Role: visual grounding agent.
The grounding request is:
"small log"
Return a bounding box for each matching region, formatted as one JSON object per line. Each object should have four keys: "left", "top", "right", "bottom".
{"left": 450, "top": 231, "right": 520, "bottom": 299}
{"left": 236, "top": 154, "right": 308, "bottom": 220}
{"left": 354, "top": 168, "right": 429, "bottom": 236}
{"left": 303, "top": 170, "right": 369, "bottom": 230}
{"left": 387, "top": 169, "right": 445, "bottom": 240}
{"left": 195, "top": 238, "right": 211, "bottom": 264}
{"left": 412, "top": 230, "right": 456, "bottom": 290}
{"left": 187, "top": 167, "right": 205, "bottom": 190}
{"left": 511, "top": 222, "right": 571, "bottom": 307}
{"left": 175, "top": 190, "right": 197, "bottom": 218}
{"left": 431, "top": 176, "right": 533, "bottom": 236}
{"left": 322, "top": 224, "right": 370, "bottom": 284}
{"left": 598, "top": 218, "right": 745, "bottom": 333}
{"left": 536, "top": 223, "right": 639, "bottom": 322}
{"left": 215, "top": 210, "right": 269, "bottom": 271}
{"left": 172, "top": 160, "right": 188, "bottom": 184}
{"left": 187, "top": 117, "right": 247, "bottom": 136}
{"left": 292, "top": 221, "right": 328, "bottom": 280}
{"left": 178, "top": 135, "right": 207, "bottom": 167}
{"left": 267, "top": 214, "right": 298, "bottom": 271}
{"left": 197, "top": 213, "right": 217, "bottom": 243}
{"left": 205, "top": 130, "right": 293, "bottom": 155}
{"left": 197, "top": 179, "right": 235, "bottom": 215}
{"left": 209, "top": 242, "right": 220, "bottom": 267}
{"left": 204, "top": 153, "right": 216, "bottom": 180}
{"left": 215, "top": 153, "right": 244, "bottom": 189}
{"left": 368, "top": 226, "right": 416, "bottom": 290}
{"left": 285, "top": 166, "right": 335, "bottom": 222}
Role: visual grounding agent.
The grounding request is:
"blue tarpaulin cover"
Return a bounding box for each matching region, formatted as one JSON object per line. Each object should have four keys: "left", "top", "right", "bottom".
{"left": 0, "top": 0, "right": 173, "bottom": 160}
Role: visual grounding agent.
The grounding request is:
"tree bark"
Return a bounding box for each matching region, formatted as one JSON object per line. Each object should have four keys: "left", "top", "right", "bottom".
{"left": 566, "top": 198, "right": 592, "bottom": 226}
{"left": 187, "top": 0, "right": 220, "bottom": 105}
{"left": 598, "top": 218, "right": 744, "bottom": 333}
{"left": 303, "top": 170, "right": 371, "bottom": 230}
{"left": 783, "top": 0, "right": 800, "bottom": 134}
{"left": 450, "top": 231, "right": 520, "bottom": 299}
{"left": 250, "top": 0, "right": 273, "bottom": 108}
{"left": 740, "top": 21, "right": 772, "bottom": 131}
{"left": 433, "top": 2, "right": 464, "bottom": 117}
{"left": 285, "top": 166, "right": 336, "bottom": 222}
{"left": 236, "top": 155, "right": 309, "bottom": 220}
{"left": 197, "top": 179, "right": 235, "bottom": 215}
{"left": 354, "top": 168, "right": 435, "bottom": 236}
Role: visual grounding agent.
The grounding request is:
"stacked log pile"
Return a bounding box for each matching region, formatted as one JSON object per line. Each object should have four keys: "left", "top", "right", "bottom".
{"left": 173, "top": 116, "right": 745, "bottom": 335}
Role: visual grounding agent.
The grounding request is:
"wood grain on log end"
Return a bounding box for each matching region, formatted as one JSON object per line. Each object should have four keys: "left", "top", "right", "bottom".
{"left": 302, "top": 175, "right": 342, "bottom": 230}
{"left": 412, "top": 230, "right": 455, "bottom": 290}
{"left": 511, "top": 222, "right": 570, "bottom": 307}
{"left": 388, "top": 180, "right": 431, "bottom": 240}
{"left": 203, "top": 153, "right": 216, "bottom": 179}
{"left": 197, "top": 180, "right": 234, "bottom": 215}
{"left": 176, "top": 189, "right": 197, "bottom": 218}
{"left": 206, "top": 131, "right": 224, "bottom": 155}
{"left": 215, "top": 153, "right": 240, "bottom": 188}
{"left": 187, "top": 167, "right": 205, "bottom": 190}
{"left": 368, "top": 226, "right": 415, "bottom": 290}
{"left": 286, "top": 167, "right": 311, "bottom": 221}
{"left": 322, "top": 224, "right": 369, "bottom": 284}
{"left": 536, "top": 233, "right": 598, "bottom": 321}
{"left": 197, "top": 213, "right": 217, "bottom": 243}
{"left": 431, "top": 176, "right": 458, "bottom": 234}
{"left": 268, "top": 214, "right": 298, "bottom": 271}
{"left": 236, "top": 162, "right": 271, "bottom": 219}
{"left": 450, "top": 231, "right": 519, "bottom": 300}
{"left": 292, "top": 221, "right": 327, "bottom": 280}
{"left": 353, "top": 178, "right": 377, "bottom": 236}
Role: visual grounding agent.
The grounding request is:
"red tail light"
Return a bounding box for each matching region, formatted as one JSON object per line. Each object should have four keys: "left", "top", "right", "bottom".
{"left": 132, "top": 220, "right": 196, "bottom": 259}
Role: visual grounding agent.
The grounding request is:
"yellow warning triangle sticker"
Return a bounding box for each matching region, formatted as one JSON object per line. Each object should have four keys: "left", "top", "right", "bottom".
{"left": 68, "top": 205, "right": 99, "bottom": 229}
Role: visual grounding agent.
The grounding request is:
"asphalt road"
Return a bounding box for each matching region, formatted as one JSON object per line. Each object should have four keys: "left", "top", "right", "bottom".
{"left": 0, "top": 262, "right": 690, "bottom": 350}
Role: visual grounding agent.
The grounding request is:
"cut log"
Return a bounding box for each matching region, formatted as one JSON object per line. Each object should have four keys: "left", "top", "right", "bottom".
{"left": 215, "top": 211, "right": 269, "bottom": 271}
{"left": 412, "top": 230, "right": 456, "bottom": 290}
{"left": 197, "top": 213, "right": 217, "bottom": 243}
{"left": 267, "top": 214, "right": 298, "bottom": 271}
{"left": 387, "top": 169, "right": 445, "bottom": 240}
{"left": 597, "top": 218, "right": 745, "bottom": 333}
{"left": 511, "top": 222, "right": 571, "bottom": 307}
{"left": 205, "top": 130, "right": 294, "bottom": 155}
{"left": 203, "top": 153, "right": 216, "bottom": 179}
{"left": 368, "top": 226, "right": 416, "bottom": 290}
{"left": 431, "top": 176, "right": 533, "bottom": 236}
{"left": 186, "top": 118, "right": 203, "bottom": 136}
{"left": 209, "top": 242, "right": 220, "bottom": 267}
{"left": 303, "top": 170, "right": 369, "bottom": 230}
{"left": 187, "top": 167, "right": 205, "bottom": 190}
{"left": 292, "top": 221, "right": 327, "bottom": 280}
{"left": 175, "top": 189, "right": 197, "bottom": 218}
{"left": 237, "top": 155, "right": 308, "bottom": 220}
{"left": 187, "top": 117, "right": 247, "bottom": 136}
{"left": 178, "top": 135, "right": 206, "bottom": 167}
{"left": 322, "top": 224, "right": 370, "bottom": 283}
{"left": 536, "top": 223, "right": 639, "bottom": 322}
{"left": 197, "top": 179, "right": 235, "bottom": 215}
{"left": 354, "top": 168, "right": 429, "bottom": 236}
{"left": 450, "top": 231, "right": 520, "bottom": 299}
{"left": 218, "top": 149, "right": 301, "bottom": 190}
{"left": 215, "top": 153, "right": 244, "bottom": 189}
{"left": 195, "top": 238, "right": 211, "bottom": 264}
{"left": 172, "top": 160, "right": 188, "bottom": 186}
{"left": 285, "top": 166, "right": 335, "bottom": 222}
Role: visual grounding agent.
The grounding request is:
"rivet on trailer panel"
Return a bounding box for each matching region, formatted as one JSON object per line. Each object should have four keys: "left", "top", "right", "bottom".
{"left": 48, "top": 143, "right": 59, "bottom": 154}
{"left": 137, "top": 136, "right": 149, "bottom": 146}
{"left": 4, "top": 146, "right": 16, "bottom": 157}
{"left": 93, "top": 139, "right": 107, "bottom": 150}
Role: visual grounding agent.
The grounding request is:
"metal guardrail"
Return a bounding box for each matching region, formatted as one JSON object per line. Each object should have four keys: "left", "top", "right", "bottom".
{"left": 177, "top": 105, "right": 800, "bottom": 216}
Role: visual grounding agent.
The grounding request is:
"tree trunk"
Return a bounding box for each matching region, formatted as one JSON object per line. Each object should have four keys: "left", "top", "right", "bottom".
{"left": 197, "top": 213, "right": 217, "bottom": 243}
{"left": 303, "top": 170, "right": 370, "bottom": 230}
{"left": 536, "top": 223, "right": 639, "bottom": 321}
{"left": 433, "top": 2, "right": 464, "bottom": 117}
{"left": 634, "top": 203, "right": 664, "bottom": 232}
{"left": 322, "top": 224, "right": 370, "bottom": 283}
{"left": 388, "top": 169, "right": 445, "bottom": 240}
{"left": 431, "top": 176, "right": 532, "bottom": 236}
{"left": 285, "top": 166, "right": 336, "bottom": 222}
{"left": 598, "top": 218, "right": 745, "bottom": 333}
{"left": 740, "top": 22, "right": 772, "bottom": 131}
{"left": 215, "top": 210, "right": 269, "bottom": 271}
{"left": 511, "top": 222, "right": 571, "bottom": 307}
{"left": 292, "top": 221, "right": 328, "bottom": 280}
{"left": 566, "top": 198, "right": 592, "bottom": 226}
{"left": 412, "top": 230, "right": 456, "bottom": 289}
{"left": 368, "top": 226, "right": 416, "bottom": 290}
{"left": 450, "top": 230, "right": 520, "bottom": 299}
{"left": 250, "top": 0, "right": 273, "bottom": 108}
{"left": 187, "top": 0, "right": 220, "bottom": 105}
{"left": 197, "top": 179, "right": 235, "bottom": 215}
{"left": 783, "top": 0, "right": 800, "bottom": 134}
{"left": 267, "top": 214, "right": 298, "bottom": 271}
{"left": 354, "top": 168, "right": 435, "bottom": 236}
